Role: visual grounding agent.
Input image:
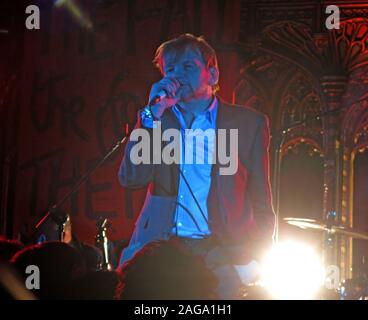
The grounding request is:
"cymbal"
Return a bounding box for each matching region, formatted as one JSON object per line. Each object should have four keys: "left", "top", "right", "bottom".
{"left": 284, "top": 217, "right": 368, "bottom": 241}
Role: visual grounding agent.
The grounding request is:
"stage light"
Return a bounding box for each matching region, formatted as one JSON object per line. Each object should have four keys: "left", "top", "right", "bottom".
{"left": 260, "top": 241, "right": 325, "bottom": 299}
{"left": 54, "top": 0, "right": 93, "bottom": 30}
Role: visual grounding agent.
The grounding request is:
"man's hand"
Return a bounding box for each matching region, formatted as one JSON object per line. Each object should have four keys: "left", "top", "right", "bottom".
{"left": 148, "top": 77, "right": 181, "bottom": 119}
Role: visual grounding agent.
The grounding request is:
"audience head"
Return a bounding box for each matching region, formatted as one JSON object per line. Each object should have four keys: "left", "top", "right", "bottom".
{"left": 117, "top": 239, "right": 218, "bottom": 299}
{"left": 11, "top": 241, "right": 86, "bottom": 299}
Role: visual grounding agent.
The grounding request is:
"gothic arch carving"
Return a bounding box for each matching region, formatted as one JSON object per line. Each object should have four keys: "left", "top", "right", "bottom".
{"left": 342, "top": 98, "right": 368, "bottom": 150}
{"left": 281, "top": 137, "right": 323, "bottom": 157}
{"left": 261, "top": 18, "right": 368, "bottom": 79}
{"left": 278, "top": 70, "right": 324, "bottom": 150}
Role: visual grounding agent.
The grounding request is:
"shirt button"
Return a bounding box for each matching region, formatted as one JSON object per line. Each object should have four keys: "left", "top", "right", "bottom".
{"left": 180, "top": 195, "right": 184, "bottom": 199}
{"left": 178, "top": 222, "right": 182, "bottom": 227}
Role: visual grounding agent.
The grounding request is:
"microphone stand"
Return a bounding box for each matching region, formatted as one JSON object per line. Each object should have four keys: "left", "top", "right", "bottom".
{"left": 35, "top": 133, "right": 129, "bottom": 241}
{"left": 95, "top": 217, "right": 112, "bottom": 271}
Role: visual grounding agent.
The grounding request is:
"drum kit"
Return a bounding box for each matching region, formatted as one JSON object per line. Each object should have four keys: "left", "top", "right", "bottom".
{"left": 284, "top": 217, "right": 368, "bottom": 241}
{"left": 284, "top": 216, "right": 368, "bottom": 300}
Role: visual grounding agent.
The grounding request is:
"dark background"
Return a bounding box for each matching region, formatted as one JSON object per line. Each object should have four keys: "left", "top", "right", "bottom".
{"left": 1, "top": 0, "right": 367, "bottom": 278}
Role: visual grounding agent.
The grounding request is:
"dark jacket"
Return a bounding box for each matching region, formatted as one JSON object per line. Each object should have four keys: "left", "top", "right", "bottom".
{"left": 118, "top": 98, "right": 275, "bottom": 264}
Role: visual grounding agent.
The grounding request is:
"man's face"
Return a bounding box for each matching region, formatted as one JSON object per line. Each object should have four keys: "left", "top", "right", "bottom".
{"left": 162, "top": 47, "right": 217, "bottom": 102}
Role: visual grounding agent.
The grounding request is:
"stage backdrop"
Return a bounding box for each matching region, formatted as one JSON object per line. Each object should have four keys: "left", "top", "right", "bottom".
{"left": 14, "top": 0, "right": 241, "bottom": 245}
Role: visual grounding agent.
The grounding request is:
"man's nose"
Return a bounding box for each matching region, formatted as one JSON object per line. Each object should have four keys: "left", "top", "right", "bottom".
{"left": 171, "top": 68, "right": 185, "bottom": 85}
{"left": 171, "top": 65, "right": 185, "bottom": 76}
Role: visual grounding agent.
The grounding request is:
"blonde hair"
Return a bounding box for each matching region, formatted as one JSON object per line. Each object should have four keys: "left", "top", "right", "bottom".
{"left": 153, "top": 34, "right": 219, "bottom": 93}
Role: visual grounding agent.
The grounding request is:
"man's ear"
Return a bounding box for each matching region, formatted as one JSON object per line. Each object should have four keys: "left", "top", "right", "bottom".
{"left": 208, "top": 66, "right": 219, "bottom": 86}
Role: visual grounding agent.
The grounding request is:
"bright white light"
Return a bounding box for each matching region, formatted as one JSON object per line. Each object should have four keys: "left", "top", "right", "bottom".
{"left": 260, "top": 241, "right": 325, "bottom": 299}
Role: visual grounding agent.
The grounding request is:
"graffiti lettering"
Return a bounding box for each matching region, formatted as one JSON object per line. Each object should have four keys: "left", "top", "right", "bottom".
{"left": 31, "top": 72, "right": 90, "bottom": 142}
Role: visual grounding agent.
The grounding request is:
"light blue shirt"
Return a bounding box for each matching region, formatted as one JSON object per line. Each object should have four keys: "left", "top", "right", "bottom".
{"left": 171, "top": 97, "right": 218, "bottom": 238}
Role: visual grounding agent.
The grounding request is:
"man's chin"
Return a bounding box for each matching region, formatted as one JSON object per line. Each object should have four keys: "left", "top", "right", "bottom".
{"left": 178, "top": 93, "right": 193, "bottom": 103}
{"left": 177, "top": 87, "right": 193, "bottom": 101}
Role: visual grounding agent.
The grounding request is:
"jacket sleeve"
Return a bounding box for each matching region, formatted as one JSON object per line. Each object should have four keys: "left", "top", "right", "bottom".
{"left": 118, "top": 110, "right": 155, "bottom": 188}
{"left": 248, "top": 114, "right": 276, "bottom": 248}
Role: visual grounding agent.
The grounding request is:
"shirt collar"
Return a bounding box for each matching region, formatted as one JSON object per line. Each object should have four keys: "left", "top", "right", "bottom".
{"left": 173, "top": 96, "right": 218, "bottom": 125}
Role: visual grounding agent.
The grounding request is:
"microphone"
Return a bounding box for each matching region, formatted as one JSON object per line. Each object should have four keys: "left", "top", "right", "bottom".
{"left": 148, "top": 89, "right": 169, "bottom": 107}
{"left": 148, "top": 81, "right": 182, "bottom": 106}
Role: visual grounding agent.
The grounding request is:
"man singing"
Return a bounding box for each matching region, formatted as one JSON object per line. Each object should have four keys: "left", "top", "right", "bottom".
{"left": 118, "top": 34, "right": 275, "bottom": 298}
